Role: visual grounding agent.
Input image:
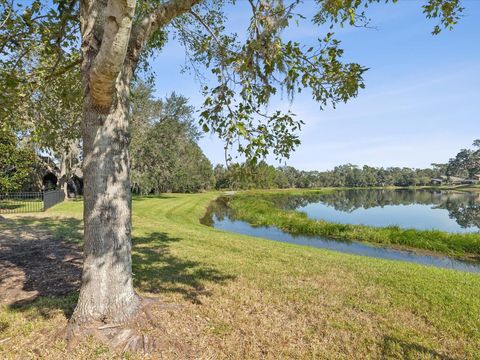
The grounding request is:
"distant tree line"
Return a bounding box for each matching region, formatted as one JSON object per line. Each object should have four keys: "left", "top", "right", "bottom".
{"left": 212, "top": 162, "right": 445, "bottom": 190}
{"left": 212, "top": 140, "right": 480, "bottom": 190}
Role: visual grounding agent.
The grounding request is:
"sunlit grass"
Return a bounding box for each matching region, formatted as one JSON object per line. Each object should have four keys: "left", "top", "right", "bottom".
{"left": 0, "top": 192, "right": 479, "bottom": 358}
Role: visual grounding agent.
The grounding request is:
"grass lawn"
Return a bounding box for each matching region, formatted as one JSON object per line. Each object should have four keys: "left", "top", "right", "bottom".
{"left": 0, "top": 192, "right": 479, "bottom": 359}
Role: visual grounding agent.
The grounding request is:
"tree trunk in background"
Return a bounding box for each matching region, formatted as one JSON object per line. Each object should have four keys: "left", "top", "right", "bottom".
{"left": 70, "top": 69, "right": 140, "bottom": 325}
{"left": 59, "top": 153, "right": 68, "bottom": 198}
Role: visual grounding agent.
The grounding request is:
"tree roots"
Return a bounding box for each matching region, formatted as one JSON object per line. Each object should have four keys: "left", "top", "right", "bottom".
{"left": 62, "top": 297, "right": 183, "bottom": 354}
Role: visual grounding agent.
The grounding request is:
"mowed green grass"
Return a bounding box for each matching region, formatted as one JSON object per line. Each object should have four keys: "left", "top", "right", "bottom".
{"left": 0, "top": 192, "right": 479, "bottom": 359}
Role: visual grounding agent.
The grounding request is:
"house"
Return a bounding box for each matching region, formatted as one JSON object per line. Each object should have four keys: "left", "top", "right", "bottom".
{"left": 66, "top": 167, "right": 84, "bottom": 198}
{"left": 431, "top": 174, "right": 480, "bottom": 186}
{"left": 21, "top": 156, "right": 84, "bottom": 197}
{"left": 21, "top": 156, "right": 60, "bottom": 192}
{"left": 461, "top": 174, "right": 480, "bottom": 185}
{"left": 448, "top": 176, "right": 466, "bottom": 185}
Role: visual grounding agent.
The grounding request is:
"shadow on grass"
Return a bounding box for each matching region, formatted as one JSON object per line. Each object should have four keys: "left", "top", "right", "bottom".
{"left": 0, "top": 217, "right": 84, "bottom": 318}
{"left": 0, "top": 216, "right": 84, "bottom": 244}
{"left": 382, "top": 336, "right": 455, "bottom": 360}
{"left": 132, "top": 231, "right": 235, "bottom": 304}
{"left": 1, "top": 217, "right": 234, "bottom": 321}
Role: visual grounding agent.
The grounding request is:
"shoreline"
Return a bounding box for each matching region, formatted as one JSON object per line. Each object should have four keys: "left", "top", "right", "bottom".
{"left": 221, "top": 188, "right": 480, "bottom": 261}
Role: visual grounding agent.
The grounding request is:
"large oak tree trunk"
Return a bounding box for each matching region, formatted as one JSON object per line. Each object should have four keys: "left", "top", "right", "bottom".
{"left": 70, "top": 69, "right": 140, "bottom": 325}
{"left": 69, "top": 0, "right": 199, "bottom": 332}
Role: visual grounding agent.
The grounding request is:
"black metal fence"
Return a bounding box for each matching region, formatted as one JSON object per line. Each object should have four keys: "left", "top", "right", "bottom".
{"left": 44, "top": 190, "right": 65, "bottom": 211}
{"left": 0, "top": 190, "right": 65, "bottom": 214}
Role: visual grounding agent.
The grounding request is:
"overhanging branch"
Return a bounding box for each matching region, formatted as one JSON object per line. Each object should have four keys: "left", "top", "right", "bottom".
{"left": 127, "top": 0, "right": 202, "bottom": 67}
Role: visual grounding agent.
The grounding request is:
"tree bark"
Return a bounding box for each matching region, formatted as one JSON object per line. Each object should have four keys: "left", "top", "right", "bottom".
{"left": 70, "top": 0, "right": 201, "bottom": 328}
{"left": 59, "top": 152, "right": 68, "bottom": 198}
{"left": 71, "top": 67, "right": 139, "bottom": 325}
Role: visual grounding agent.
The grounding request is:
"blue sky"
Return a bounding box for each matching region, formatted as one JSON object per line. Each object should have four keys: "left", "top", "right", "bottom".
{"left": 150, "top": 0, "right": 480, "bottom": 170}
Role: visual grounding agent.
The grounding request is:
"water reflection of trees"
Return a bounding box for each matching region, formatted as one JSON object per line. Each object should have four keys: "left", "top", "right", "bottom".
{"left": 200, "top": 196, "right": 234, "bottom": 226}
{"left": 202, "top": 191, "right": 480, "bottom": 231}
{"left": 272, "top": 190, "right": 480, "bottom": 230}
{"left": 435, "top": 199, "right": 480, "bottom": 229}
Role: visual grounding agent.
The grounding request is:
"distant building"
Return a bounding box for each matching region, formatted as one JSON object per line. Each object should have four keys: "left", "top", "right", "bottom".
{"left": 21, "top": 156, "right": 83, "bottom": 197}
{"left": 21, "top": 156, "right": 60, "bottom": 192}
{"left": 66, "top": 167, "right": 84, "bottom": 198}
{"left": 448, "top": 176, "right": 466, "bottom": 185}
{"left": 430, "top": 175, "right": 479, "bottom": 186}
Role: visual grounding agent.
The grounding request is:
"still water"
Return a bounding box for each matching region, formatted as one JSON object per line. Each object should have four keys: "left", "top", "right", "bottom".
{"left": 202, "top": 190, "right": 480, "bottom": 273}
{"left": 291, "top": 189, "right": 480, "bottom": 233}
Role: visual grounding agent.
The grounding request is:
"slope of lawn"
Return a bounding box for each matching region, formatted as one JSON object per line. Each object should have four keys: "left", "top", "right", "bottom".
{"left": 0, "top": 192, "right": 479, "bottom": 359}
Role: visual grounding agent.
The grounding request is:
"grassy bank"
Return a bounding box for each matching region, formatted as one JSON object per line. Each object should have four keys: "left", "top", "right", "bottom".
{"left": 0, "top": 193, "right": 479, "bottom": 358}
{"left": 227, "top": 189, "right": 480, "bottom": 259}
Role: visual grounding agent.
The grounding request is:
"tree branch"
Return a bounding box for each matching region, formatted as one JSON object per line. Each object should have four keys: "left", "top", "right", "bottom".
{"left": 45, "top": 58, "right": 82, "bottom": 81}
{"left": 89, "top": 0, "right": 136, "bottom": 110}
{"left": 189, "top": 10, "right": 220, "bottom": 46}
{"left": 128, "top": 0, "right": 202, "bottom": 68}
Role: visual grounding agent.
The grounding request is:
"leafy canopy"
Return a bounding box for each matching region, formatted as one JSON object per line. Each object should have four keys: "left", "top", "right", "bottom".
{"left": 0, "top": 0, "right": 464, "bottom": 163}
{"left": 130, "top": 83, "right": 213, "bottom": 194}
{"left": 447, "top": 140, "right": 480, "bottom": 179}
{"left": 0, "top": 129, "right": 36, "bottom": 193}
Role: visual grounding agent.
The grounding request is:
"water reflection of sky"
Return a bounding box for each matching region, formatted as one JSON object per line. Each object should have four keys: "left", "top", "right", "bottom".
{"left": 280, "top": 189, "right": 480, "bottom": 234}
{"left": 211, "top": 215, "right": 480, "bottom": 273}
{"left": 296, "top": 203, "right": 479, "bottom": 233}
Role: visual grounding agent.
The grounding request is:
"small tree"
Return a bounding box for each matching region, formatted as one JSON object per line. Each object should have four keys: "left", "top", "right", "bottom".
{"left": 0, "top": 129, "right": 36, "bottom": 193}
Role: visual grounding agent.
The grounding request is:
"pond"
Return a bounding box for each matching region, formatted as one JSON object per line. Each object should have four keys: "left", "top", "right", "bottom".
{"left": 201, "top": 190, "right": 480, "bottom": 273}
{"left": 281, "top": 189, "right": 480, "bottom": 233}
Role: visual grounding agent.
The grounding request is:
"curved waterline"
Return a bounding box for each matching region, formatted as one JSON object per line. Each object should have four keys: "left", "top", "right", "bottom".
{"left": 202, "top": 197, "right": 480, "bottom": 273}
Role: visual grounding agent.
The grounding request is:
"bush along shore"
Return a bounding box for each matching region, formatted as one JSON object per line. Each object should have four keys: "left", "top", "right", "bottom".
{"left": 226, "top": 190, "right": 480, "bottom": 260}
